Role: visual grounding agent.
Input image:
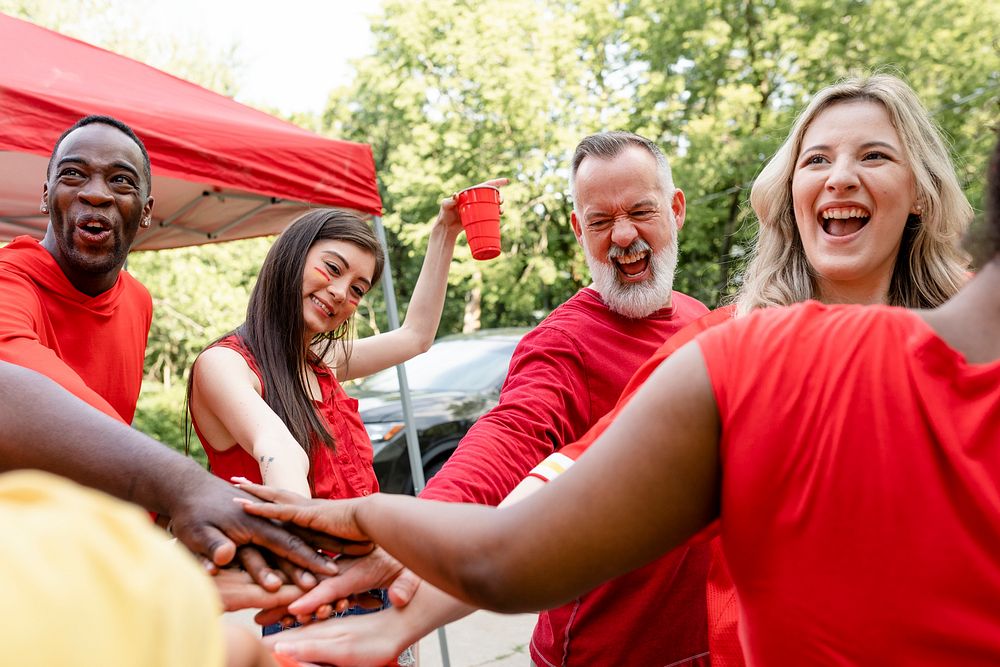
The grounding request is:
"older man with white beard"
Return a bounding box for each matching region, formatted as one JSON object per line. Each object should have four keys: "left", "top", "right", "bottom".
{"left": 415, "top": 131, "right": 711, "bottom": 666}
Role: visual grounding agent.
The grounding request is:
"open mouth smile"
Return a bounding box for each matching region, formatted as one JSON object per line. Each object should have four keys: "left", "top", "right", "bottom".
{"left": 612, "top": 249, "right": 651, "bottom": 279}
{"left": 75, "top": 216, "right": 113, "bottom": 243}
{"left": 820, "top": 205, "right": 871, "bottom": 238}
{"left": 310, "top": 295, "right": 335, "bottom": 318}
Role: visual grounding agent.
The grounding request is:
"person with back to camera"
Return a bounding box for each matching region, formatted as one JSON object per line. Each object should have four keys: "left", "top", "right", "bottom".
{"left": 242, "top": 127, "right": 1000, "bottom": 667}
{"left": 252, "top": 74, "right": 975, "bottom": 666}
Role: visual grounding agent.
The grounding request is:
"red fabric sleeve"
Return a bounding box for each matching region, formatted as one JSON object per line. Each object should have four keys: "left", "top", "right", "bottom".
{"left": 560, "top": 306, "right": 736, "bottom": 461}
{"left": 420, "top": 325, "right": 592, "bottom": 505}
{"left": 0, "top": 272, "right": 123, "bottom": 422}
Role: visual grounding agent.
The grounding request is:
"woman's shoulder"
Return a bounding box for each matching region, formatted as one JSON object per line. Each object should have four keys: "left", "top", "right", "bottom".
{"left": 195, "top": 337, "right": 264, "bottom": 393}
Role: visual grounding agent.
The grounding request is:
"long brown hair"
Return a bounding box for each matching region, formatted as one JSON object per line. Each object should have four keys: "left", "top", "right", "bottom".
{"left": 189, "top": 209, "right": 384, "bottom": 456}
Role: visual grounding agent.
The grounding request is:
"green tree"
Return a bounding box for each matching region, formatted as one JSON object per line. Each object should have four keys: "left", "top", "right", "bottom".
{"left": 324, "top": 0, "right": 640, "bottom": 334}
{"left": 331, "top": 0, "right": 998, "bottom": 320}
{"left": 623, "top": 0, "right": 1000, "bottom": 303}
{"left": 3, "top": 0, "right": 258, "bottom": 456}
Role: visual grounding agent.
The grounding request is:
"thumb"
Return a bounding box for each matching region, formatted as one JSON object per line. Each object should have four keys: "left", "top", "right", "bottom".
{"left": 388, "top": 568, "right": 421, "bottom": 607}
{"left": 172, "top": 520, "right": 237, "bottom": 567}
{"left": 201, "top": 527, "right": 236, "bottom": 566}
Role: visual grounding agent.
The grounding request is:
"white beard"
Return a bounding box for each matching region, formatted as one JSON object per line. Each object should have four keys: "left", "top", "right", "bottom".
{"left": 583, "top": 227, "right": 679, "bottom": 320}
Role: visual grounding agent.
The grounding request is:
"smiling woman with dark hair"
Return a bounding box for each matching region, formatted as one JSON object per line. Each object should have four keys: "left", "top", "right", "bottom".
{"left": 189, "top": 181, "right": 504, "bottom": 500}
{"left": 187, "top": 181, "right": 505, "bottom": 602}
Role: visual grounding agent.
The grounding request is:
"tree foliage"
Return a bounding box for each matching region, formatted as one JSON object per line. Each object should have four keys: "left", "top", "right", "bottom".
{"left": 3, "top": 0, "right": 257, "bottom": 454}
{"left": 4, "top": 0, "right": 997, "bottom": 452}
{"left": 327, "top": 0, "right": 998, "bottom": 319}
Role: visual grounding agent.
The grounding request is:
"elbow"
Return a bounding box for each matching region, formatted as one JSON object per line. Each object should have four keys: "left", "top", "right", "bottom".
{"left": 447, "top": 534, "right": 543, "bottom": 614}
{"left": 415, "top": 336, "right": 434, "bottom": 354}
{"left": 452, "top": 554, "right": 525, "bottom": 613}
{"left": 398, "top": 323, "right": 435, "bottom": 355}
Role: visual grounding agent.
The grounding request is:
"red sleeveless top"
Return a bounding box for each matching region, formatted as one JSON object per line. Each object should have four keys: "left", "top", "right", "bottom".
{"left": 193, "top": 335, "right": 378, "bottom": 500}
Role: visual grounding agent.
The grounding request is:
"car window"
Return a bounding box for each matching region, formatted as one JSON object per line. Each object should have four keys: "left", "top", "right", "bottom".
{"left": 352, "top": 339, "right": 519, "bottom": 393}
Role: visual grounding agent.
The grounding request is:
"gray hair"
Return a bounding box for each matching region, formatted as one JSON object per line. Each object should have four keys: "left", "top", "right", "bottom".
{"left": 569, "top": 131, "right": 675, "bottom": 203}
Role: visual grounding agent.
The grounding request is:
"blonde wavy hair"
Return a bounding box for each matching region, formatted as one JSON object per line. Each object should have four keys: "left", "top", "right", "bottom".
{"left": 736, "top": 74, "right": 971, "bottom": 316}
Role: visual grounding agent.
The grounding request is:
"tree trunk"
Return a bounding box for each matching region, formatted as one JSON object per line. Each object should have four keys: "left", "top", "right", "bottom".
{"left": 463, "top": 270, "right": 482, "bottom": 333}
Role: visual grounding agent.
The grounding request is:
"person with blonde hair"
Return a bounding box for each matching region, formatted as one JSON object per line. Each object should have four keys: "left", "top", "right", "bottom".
{"left": 738, "top": 72, "right": 970, "bottom": 313}
{"left": 250, "top": 74, "right": 977, "bottom": 667}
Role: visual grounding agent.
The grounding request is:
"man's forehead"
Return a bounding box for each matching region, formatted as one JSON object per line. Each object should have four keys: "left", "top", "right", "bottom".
{"left": 575, "top": 159, "right": 664, "bottom": 212}
{"left": 577, "top": 145, "right": 657, "bottom": 174}
{"left": 54, "top": 124, "right": 144, "bottom": 167}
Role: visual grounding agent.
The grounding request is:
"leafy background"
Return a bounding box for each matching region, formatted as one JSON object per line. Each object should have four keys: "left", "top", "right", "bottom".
{"left": 4, "top": 0, "right": 998, "bottom": 458}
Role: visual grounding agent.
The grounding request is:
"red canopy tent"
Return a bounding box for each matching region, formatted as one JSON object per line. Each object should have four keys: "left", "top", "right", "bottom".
{"left": 0, "top": 20, "right": 448, "bottom": 657}
{"left": 0, "top": 12, "right": 382, "bottom": 250}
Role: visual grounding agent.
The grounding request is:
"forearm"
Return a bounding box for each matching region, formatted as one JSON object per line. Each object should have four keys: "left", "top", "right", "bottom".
{"left": 396, "top": 222, "right": 460, "bottom": 353}
{"left": 390, "top": 580, "right": 477, "bottom": 642}
{"left": 354, "top": 494, "right": 520, "bottom": 610}
{"left": 336, "top": 223, "right": 460, "bottom": 381}
{"left": 353, "top": 349, "right": 721, "bottom": 613}
{"left": 250, "top": 438, "right": 311, "bottom": 497}
{"left": 0, "top": 362, "right": 207, "bottom": 515}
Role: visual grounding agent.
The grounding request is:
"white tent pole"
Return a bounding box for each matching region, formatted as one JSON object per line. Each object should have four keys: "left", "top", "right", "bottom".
{"left": 372, "top": 215, "right": 426, "bottom": 492}
{"left": 372, "top": 215, "right": 451, "bottom": 666}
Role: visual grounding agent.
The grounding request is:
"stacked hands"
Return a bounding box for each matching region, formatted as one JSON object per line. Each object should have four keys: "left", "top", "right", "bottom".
{"left": 212, "top": 479, "right": 415, "bottom": 666}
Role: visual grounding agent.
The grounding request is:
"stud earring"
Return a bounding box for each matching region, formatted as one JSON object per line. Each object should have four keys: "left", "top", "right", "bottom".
{"left": 40, "top": 203, "right": 48, "bottom": 214}
{"left": 140, "top": 216, "right": 151, "bottom": 228}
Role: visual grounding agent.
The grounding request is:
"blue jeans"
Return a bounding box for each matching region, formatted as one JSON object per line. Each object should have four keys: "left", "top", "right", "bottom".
{"left": 261, "top": 588, "right": 389, "bottom": 636}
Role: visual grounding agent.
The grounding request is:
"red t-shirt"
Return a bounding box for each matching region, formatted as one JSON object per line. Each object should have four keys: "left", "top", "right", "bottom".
{"left": 559, "top": 305, "right": 736, "bottom": 461}
{"left": 193, "top": 335, "right": 378, "bottom": 500}
{"left": 548, "top": 305, "right": 743, "bottom": 665}
{"left": 698, "top": 301, "right": 1000, "bottom": 665}
{"left": 422, "top": 287, "right": 712, "bottom": 667}
{"left": 0, "top": 236, "right": 152, "bottom": 423}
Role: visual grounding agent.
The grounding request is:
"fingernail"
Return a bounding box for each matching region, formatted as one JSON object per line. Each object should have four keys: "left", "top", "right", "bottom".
{"left": 265, "top": 573, "right": 282, "bottom": 588}
{"left": 273, "top": 643, "right": 296, "bottom": 656}
{"left": 231, "top": 476, "right": 251, "bottom": 484}
{"left": 232, "top": 497, "right": 252, "bottom": 505}
{"left": 300, "top": 572, "right": 317, "bottom": 587}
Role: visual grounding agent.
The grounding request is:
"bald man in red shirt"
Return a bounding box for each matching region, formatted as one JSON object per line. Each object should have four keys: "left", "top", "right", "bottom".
{"left": 0, "top": 115, "right": 342, "bottom": 583}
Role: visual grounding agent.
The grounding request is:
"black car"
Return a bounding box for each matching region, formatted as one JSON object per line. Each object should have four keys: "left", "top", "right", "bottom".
{"left": 347, "top": 328, "right": 527, "bottom": 494}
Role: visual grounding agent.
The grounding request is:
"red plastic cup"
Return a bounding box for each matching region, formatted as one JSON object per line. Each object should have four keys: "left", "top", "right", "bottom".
{"left": 455, "top": 185, "right": 502, "bottom": 260}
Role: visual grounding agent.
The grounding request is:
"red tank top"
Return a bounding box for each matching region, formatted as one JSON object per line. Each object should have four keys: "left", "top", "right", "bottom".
{"left": 193, "top": 335, "right": 378, "bottom": 500}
